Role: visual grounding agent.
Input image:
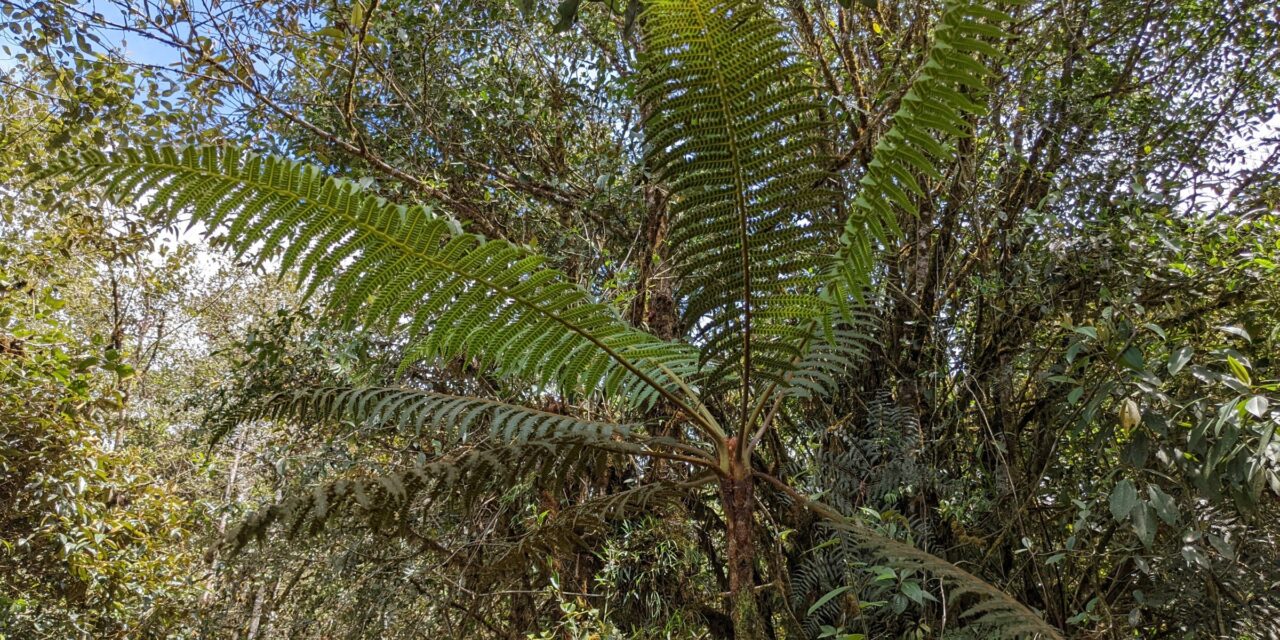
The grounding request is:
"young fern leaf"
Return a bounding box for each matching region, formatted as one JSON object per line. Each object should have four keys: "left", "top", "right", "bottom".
{"left": 637, "top": 0, "right": 842, "bottom": 400}
{"left": 833, "top": 0, "right": 1016, "bottom": 301}
{"left": 260, "top": 386, "right": 638, "bottom": 447}
{"left": 42, "top": 147, "right": 701, "bottom": 411}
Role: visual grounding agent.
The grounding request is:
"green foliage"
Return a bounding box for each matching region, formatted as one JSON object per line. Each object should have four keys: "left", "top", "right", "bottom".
{"left": 833, "top": 1, "right": 1013, "bottom": 297}
{"left": 0, "top": 238, "right": 199, "bottom": 638}
{"left": 33, "top": 0, "right": 1068, "bottom": 636}
{"left": 24, "top": 0, "right": 1280, "bottom": 636}
{"left": 260, "top": 385, "right": 637, "bottom": 446}
{"left": 637, "top": 0, "right": 842, "bottom": 395}
{"left": 42, "top": 146, "right": 699, "bottom": 409}
{"left": 228, "top": 441, "right": 587, "bottom": 549}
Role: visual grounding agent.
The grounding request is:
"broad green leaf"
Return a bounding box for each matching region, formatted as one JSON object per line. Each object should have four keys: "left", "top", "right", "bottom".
{"left": 1216, "top": 325, "right": 1251, "bottom": 342}
{"left": 1110, "top": 479, "right": 1138, "bottom": 522}
{"left": 808, "top": 585, "right": 854, "bottom": 616}
{"left": 1120, "top": 346, "right": 1144, "bottom": 371}
{"left": 1146, "top": 486, "right": 1178, "bottom": 526}
{"left": 1073, "top": 326, "right": 1098, "bottom": 339}
{"left": 1068, "top": 386, "right": 1083, "bottom": 405}
{"left": 901, "top": 580, "right": 929, "bottom": 605}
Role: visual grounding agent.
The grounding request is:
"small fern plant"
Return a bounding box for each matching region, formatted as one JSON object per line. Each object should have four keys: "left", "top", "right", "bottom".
{"left": 40, "top": 0, "right": 1060, "bottom": 637}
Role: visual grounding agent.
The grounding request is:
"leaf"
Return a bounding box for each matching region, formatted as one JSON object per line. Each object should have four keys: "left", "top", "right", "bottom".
{"left": 315, "top": 26, "right": 347, "bottom": 39}
{"left": 901, "top": 580, "right": 931, "bottom": 605}
{"left": 1120, "top": 346, "right": 1144, "bottom": 371}
{"left": 1110, "top": 479, "right": 1138, "bottom": 522}
{"left": 1146, "top": 486, "right": 1178, "bottom": 526}
{"left": 1067, "top": 387, "right": 1083, "bottom": 405}
{"left": 1216, "top": 325, "right": 1251, "bottom": 341}
{"left": 808, "top": 585, "right": 854, "bottom": 616}
{"left": 1244, "top": 395, "right": 1269, "bottom": 418}
{"left": 1073, "top": 326, "right": 1098, "bottom": 339}
{"left": 1142, "top": 322, "right": 1166, "bottom": 340}
{"left": 1131, "top": 503, "right": 1156, "bottom": 548}
{"left": 1066, "top": 341, "right": 1085, "bottom": 363}
{"left": 42, "top": 147, "right": 700, "bottom": 411}
{"left": 1167, "top": 346, "right": 1192, "bottom": 375}
{"left": 638, "top": 0, "right": 847, "bottom": 395}
{"left": 1227, "top": 355, "right": 1251, "bottom": 386}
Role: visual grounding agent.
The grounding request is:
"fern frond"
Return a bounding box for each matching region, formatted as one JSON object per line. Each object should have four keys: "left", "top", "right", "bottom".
{"left": 259, "top": 386, "right": 637, "bottom": 447}
{"left": 778, "top": 311, "right": 879, "bottom": 401}
{"left": 43, "top": 147, "right": 702, "bottom": 412}
{"left": 637, "top": 0, "right": 842, "bottom": 400}
{"left": 779, "top": 501, "right": 1061, "bottom": 639}
{"left": 482, "top": 475, "right": 711, "bottom": 574}
{"left": 226, "top": 438, "right": 614, "bottom": 551}
{"left": 834, "top": 0, "right": 1015, "bottom": 295}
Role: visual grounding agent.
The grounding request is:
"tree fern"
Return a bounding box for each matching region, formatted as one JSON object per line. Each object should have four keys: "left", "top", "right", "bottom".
{"left": 33, "top": 0, "right": 1066, "bottom": 636}
{"left": 41, "top": 147, "right": 703, "bottom": 414}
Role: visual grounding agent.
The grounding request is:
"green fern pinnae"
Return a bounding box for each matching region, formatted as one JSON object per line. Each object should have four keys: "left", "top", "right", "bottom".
{"left": 773, "top": 301, "right": 880, "bottom": 400}
{"left": 482, "top": 476, "right": 709, "bottom": 574}
{"left": 42, "top": 146, "right": 701, "bottom": 410}
{"left": 226, "top": 439, "right": 610, "bottom": 551}
{"left": 834, "top": 1, "right": 1016, "bottom": 296}
{"left": 821, "top": 520, "right": 1063, "bottom": 639}
{"left": 786, "top": 392, "right": 1060, "bottom": 638}
{"left": 259, "top": 386, "right": 637, "bottom": 447}
{"left": 637, "top": 0, "right": 842, "bottom": 400}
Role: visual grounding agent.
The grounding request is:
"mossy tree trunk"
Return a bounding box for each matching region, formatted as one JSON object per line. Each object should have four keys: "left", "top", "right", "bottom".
{"left": 720, "top": 457, "right": 765, "bottom": 639}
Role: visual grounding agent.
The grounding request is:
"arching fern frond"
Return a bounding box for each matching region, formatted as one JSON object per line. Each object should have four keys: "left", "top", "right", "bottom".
{"left": 226, "top": 438, "right": 618, "bottom": 552}
{"left": 829, "top": 520, "right": 1061, "bottom": 638}
{"left": 43, "top": 147, "right": 703, "bottom": 414}
{"left": 767, "top": 474, "right": 1063, "bottom": 639}
{"left": 637, "top": 0, "right": 842, "bottom": 401}
{"left": 833, "top": 1, "right": 1015, "bottom": 297}
{"left": 776, "top": 309, "right": 880, "bottom": 401}
{"left": 258, "top": 386, "right": 638, "bottom": 448}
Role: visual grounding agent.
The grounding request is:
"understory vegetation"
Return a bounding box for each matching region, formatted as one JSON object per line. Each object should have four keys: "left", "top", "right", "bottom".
{"left": 1, "top": 0, "right": 1278, "bottom": 638}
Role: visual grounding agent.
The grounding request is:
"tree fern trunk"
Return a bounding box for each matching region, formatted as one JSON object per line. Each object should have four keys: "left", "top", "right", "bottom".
{"left": 720, "top": 459, "right": 765, "bottom": 639}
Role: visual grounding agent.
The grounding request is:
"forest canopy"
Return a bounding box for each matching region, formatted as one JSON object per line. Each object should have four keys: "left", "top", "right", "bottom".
{"left": 1, "top": 0, "right": 1278, "bottom": 638}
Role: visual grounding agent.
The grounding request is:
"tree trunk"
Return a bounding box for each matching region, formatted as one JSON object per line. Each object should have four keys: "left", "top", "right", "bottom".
{"left": 720, "top": 459, "right": 765, "bottom": 639}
